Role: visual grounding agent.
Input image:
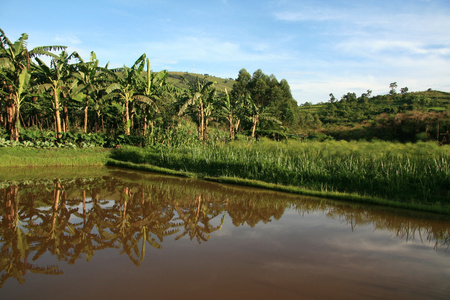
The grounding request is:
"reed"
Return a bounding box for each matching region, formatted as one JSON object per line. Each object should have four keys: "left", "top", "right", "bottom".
{"left": 111, "top": 140, "right": 450, "bottom": 207}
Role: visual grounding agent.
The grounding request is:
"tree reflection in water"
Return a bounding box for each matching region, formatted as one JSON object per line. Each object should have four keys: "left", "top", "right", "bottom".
{"left": 0, "top": 168, "right": 449, "bottom": 287}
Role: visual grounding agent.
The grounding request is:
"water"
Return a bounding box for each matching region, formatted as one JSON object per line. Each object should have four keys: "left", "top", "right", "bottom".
{"left": 0, "top": 166, "right": 449, "bottom": 299}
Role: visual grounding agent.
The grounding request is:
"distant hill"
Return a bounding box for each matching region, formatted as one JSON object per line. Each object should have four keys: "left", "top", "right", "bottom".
{"left": 167, "top": 72, "right": 235, "bottom": 93}
{"left": 299, "top": 89, "right": 450, "bottom": 117}
{"left": 296, "top": 89, "right": 450, "bottom": 143}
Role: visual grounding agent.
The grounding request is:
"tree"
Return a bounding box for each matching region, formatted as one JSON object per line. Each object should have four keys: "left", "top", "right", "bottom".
{"left": 221, "top": 89, "right": 244, "bottom": 140}
{"left": 267, "top": 78, "right": 297, "bottom": 127}
{"left": 0, "top": 29, "right": 65, "bottom": 140}
{"left": 134, "top": 58, "right": 172, "bottom": 137}
{"left": 105, "top": 54, "right": 146, "bottom": 136}
{"left": 230, "top": 68, "right": 251, "bottom": 101}
{"left": 73, "top": 51, "right": 108, "bottom": 133}
{"left": 329, "top": 93, "right": 336, "bottom": 103}
{"left": 34, "top": 51, "right": 79, "bottom": 139}
{"left": 389, "top": 82, "right": 398, "bottom": 95}
{"left": 178, "top": 76, "right": 216, "bottom": 141}
{"left": 248, "top": 69, "right": 270, "bottom": 107}
{"left": 400, "top": 87, "right": 409, "bottom": 95}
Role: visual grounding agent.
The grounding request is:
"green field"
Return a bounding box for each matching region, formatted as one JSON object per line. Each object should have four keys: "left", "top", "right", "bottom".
{"left": 0, "top": 147, "right": 110, "bottom": 167}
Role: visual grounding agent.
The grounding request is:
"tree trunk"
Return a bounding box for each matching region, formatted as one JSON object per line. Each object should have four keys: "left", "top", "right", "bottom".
{"left": 235, "top": 119, "right": 241, "bottom": 133}
{"left": 228, "top": 114, "right": 234, "bottom": 140}
{"left": 54, "top": 88, "right": 62, "bottom": 139}
{"left": 84, "top": 96, "right": 89, "bottom": 133}
{"left": 199, "top": 101, "right": 205, "bottom": 140}
{"left": 143, "top": 112, "right": 148, "bottom": 136}
{"left": 130, "top": 103, "right": 135, "bottom": 133}
{"left": 63, "top": 104, "right": 69, "bottom": 133}
{"left": 251, "top": 115, "right": 258, "bottom": 140}
{"left": 13, "top": 103, "right": 20, "bottom": 142}
{"left": 6, "top": 96, "right": 17, "bottom": 141}
{"left": 125, "top": 101, "right": 130, "bottom": 135}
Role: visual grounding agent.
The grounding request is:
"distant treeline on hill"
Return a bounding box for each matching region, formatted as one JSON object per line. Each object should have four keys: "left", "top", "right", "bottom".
{"left": 300, "top": 86, "right": 450, "bottom": 144}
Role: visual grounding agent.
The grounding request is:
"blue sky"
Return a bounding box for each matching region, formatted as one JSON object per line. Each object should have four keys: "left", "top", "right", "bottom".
{"left": 1, "top": 0, "right": 450, "bottom": 103}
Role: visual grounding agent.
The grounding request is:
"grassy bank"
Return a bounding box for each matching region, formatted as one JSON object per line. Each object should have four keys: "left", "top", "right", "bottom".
{"left": 109, "top": 140, "right": 450, "bottom": 214}
{"left": 0, "top": 147, "right": 111, "bottom": 167}
{"left": 1, "top": 141, "right": 449, "bottom": 214}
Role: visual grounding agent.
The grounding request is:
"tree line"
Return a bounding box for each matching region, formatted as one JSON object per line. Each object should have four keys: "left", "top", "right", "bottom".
{"left": 0, "top": 29, "right": 303, "bottom": 146}
{"left": 2, "top": 29, "right": 448, "bottom": 147}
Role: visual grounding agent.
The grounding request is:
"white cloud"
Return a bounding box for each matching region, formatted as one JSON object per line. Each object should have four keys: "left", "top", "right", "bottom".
{"left": 275, "top": 11, "right": 335, "bottom": 22}
{"left": 55, "top": 34, "right": 82, "bottom": 45}
{"left": 271, "top": 2, "right": 450, "bottom": 103}
{"left": 138, "top": 36, "right": 291, "bottom": 69}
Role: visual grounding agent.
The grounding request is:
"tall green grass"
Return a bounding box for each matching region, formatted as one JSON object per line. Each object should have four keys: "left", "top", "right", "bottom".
{"left": 111, "top": 140, "right": 450, "bottom": 206}
{"left": 0, "top": 147, "right": 111, "bottom": 167}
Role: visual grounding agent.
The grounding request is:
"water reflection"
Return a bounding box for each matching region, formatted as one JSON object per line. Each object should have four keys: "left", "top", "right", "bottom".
{"left": 0, "top": 167, "right": 449, "bottom": 288}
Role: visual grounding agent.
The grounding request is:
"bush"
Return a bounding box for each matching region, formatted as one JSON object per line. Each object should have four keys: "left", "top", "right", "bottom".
{"left": 308, "top": 133, "right": 334, "bottom": 141}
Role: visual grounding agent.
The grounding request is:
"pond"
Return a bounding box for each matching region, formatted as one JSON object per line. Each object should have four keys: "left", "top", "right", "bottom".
{"left": 0, "top": 166, "right": 449, "bottom": 300}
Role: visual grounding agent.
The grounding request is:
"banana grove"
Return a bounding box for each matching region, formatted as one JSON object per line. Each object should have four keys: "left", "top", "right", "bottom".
{"left": 1, "top": 29, "right": 300, "bottom": 147}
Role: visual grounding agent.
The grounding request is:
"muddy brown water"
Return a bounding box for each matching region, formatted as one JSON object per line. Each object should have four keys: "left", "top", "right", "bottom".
{"left": 0, "top": 167, "right": 449, "bottom": 300}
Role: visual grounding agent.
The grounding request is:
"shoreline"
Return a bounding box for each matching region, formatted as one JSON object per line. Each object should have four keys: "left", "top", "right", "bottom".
{"left": 106, "top": 158, "right": 450, "bottom": 216}
{"left": 1, "top": 147, "right": 449, "bottom": 215}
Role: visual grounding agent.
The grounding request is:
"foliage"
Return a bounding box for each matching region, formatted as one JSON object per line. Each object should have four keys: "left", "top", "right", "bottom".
{"left": 2, "top": 28, "right": 449, "bottom": 147}
{"left": 306, "top": 88, "right": 450, "bottom": 143}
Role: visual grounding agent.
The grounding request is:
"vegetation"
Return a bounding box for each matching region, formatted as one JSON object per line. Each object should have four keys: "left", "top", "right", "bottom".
{"left": 0, "top": 147, "right": 109, "bottom": 167}
{"left": 109, "top": 140, "right": 450, "bottom": 213}
{"left": 3, "top": 29, "right": 448, "bottom": 146}
{"left": 0, "top": 29, "right": 298, "bottom": 146}
{"left": 1, "top": 29, "right": 450, "bottom": 213}
{"left": 303, "top": 88, "right": 450, "bottom": 143}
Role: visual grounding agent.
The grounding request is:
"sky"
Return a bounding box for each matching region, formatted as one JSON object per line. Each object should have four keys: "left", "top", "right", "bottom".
{"left": 1, "top": 0, "right": 450, "bottom": 104}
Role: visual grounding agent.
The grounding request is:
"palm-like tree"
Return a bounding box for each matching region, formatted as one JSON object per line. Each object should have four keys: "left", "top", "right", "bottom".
{"left": 178, "top": 76, "right": 216, "bottom": 141}
{"left": 73, "top": 51, "right": 109, "bottom": 133}
{"left": 0, "top": 29, "right": 65, "bottom": 140}
{"left": 242, "top": 94, "right": 282, "bottom": 140}
{"left": 105, "top": 54, "right": 147, "bottom": 136}
{"left": 220, "top": 89, "right": 245, "bottom": 140}
{"left": 134, "top": 58, "right": 171, "bottom": 137}
{"left": 34, "top": 51, "right": 79, "bottom": 138}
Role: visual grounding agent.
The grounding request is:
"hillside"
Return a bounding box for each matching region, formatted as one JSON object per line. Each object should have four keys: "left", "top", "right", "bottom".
{"left": 296, "top": 89, "right": 450, "bottom": 143}
{"left": 167, "top": 72, "right": 235, "bottom": 93}
{"left": 299, "top": 90, "right": 450, "bottom": 115}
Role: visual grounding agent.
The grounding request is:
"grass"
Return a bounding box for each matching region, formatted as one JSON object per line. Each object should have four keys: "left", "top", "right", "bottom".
{"left": 110, "top": 140, "right": 450, "bottom": 214}
{"left": 0, "top": 147, "right": 111, "bottom": 167}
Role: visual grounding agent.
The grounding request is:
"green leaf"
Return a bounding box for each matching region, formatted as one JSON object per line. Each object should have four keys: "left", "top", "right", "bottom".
{"left": 18, "top": 68, "right": 31, "bottom": 96}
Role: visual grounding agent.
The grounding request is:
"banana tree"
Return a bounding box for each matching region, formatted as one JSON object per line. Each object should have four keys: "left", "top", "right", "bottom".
{"left": 0, "top": 68, "right": 30, "bottom": 141}
{"left": 244, "top": 94, "right": 281, "bottom": 140}
{"left": 220, "top": 88, "right": 245, "bottom": 140}
{"left": 34, "top": 51, "right": 79, "bottom": 139}
{"left": 105, "top": 54, "right": 146, "bottom": 136}
{"left": 0, "top": 29, "right": 65, "bottom": 140}
{"left": 73, "top": 51, "right": 109, "bottom": 133}
{"left": 134, "top": 58, "right": 172, "bottom": 137}
{"left": 178, "top": 76, "right": 216, "bottom": 141}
